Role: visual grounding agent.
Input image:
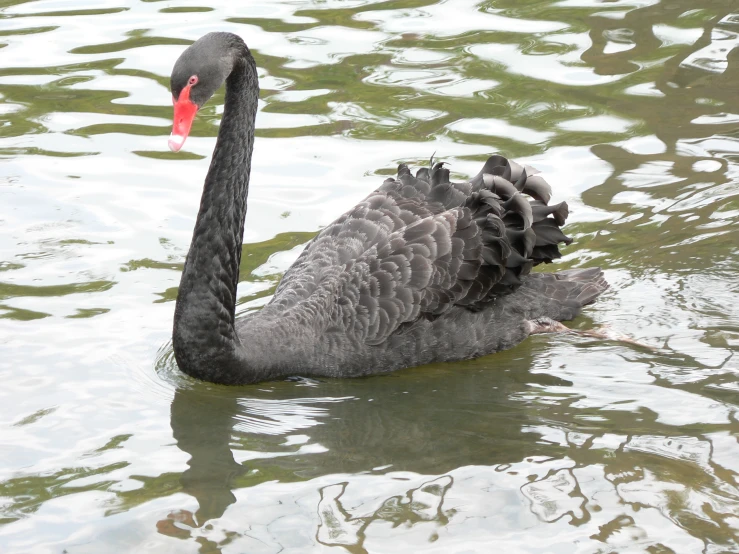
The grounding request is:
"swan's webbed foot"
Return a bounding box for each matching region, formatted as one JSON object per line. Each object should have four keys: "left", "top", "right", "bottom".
{"left": 525, "top": 317, "right": 570, "bottom": 335}
{"left": 525, "top": 318, "right": 657, "bottom": 351}
{"left": 575, "top": 324, "right": 658, "bottom": 351}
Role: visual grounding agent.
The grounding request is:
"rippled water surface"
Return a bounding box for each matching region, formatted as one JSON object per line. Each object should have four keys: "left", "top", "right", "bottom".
{"left": 1, "top": 0, "right": 738, "bottom": 552}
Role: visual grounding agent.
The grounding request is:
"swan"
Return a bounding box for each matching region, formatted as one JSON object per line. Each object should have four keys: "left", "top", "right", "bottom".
{"left": 167, "top": 32, "right": 608, "bottom": 385}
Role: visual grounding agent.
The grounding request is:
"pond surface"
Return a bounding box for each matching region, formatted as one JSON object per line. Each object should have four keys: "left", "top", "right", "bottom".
{"left": 1, "top": 0, "right": 738, "bottom": 552}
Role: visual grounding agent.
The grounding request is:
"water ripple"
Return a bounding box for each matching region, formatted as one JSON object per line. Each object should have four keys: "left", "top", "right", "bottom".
{"left": 1, "top": 0, "right": 738, "bottom": 552}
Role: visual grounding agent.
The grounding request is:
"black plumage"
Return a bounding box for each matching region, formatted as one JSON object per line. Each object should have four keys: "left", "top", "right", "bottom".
{"left": 169, "top": 33, "right": 609, "bottom": 385}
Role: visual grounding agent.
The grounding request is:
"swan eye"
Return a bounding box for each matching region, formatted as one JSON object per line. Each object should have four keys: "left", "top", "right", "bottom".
{"left": 188, "top": 75, "right": 198, "bottom": 86}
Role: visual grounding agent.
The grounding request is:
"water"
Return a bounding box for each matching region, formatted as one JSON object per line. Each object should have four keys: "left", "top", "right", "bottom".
{"left": 1, "top": 0, "right": 738, "bottom": 552}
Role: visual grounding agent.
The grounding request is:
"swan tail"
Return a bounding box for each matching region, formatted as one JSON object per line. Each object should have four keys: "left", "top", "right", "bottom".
{"left": 518, "top": 267, "right": 609, "bottom": 322}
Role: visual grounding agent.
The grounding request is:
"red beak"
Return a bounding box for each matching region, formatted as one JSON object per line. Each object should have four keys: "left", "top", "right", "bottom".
{"left": 169, "top": 85, "right": 198, "bottom": 152}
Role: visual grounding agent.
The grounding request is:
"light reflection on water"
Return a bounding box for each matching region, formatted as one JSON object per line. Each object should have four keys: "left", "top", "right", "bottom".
{"left": 0, "top": 0, "right": 738, "bottom": 552}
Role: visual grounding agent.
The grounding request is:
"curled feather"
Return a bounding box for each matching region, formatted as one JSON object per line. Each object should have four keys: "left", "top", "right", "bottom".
{"left": 272, "top": 152, "right": 577, "bottom": 348}
{"left": 521, "top": 175, "right": 552, "bottom": 204}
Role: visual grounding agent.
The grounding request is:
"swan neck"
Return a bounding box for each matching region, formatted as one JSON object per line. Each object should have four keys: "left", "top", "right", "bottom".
{"left": 173, "top": 50, "right": 262, "bottom": 384}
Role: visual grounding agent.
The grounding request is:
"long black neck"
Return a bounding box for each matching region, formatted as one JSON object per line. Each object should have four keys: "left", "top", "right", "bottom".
{"left": 173, "top": 50, "right": 260, "bottom": 384}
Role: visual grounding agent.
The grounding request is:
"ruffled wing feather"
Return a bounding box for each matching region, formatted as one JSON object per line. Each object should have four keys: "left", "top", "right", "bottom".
{"left": 270, "top": 155, "right": 572, "bottom": 345}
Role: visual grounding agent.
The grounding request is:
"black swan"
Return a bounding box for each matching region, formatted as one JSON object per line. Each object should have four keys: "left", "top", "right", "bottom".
{"left": 167, "top": 32, "right": 608, "bottom": 385}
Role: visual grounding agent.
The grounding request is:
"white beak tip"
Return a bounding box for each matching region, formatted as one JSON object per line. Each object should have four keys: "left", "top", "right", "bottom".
{"left": 168, "top": 133, "right": 186, "bottom": 152}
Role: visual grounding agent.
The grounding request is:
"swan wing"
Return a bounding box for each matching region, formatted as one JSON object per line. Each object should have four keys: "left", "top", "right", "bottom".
{"left": 266, "top": 156, "right": 571, "bottom": 345}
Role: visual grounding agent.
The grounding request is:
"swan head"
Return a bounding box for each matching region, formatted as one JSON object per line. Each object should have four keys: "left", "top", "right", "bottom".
{"left": 169, "top": 32, "right": 246, "bottom": 152}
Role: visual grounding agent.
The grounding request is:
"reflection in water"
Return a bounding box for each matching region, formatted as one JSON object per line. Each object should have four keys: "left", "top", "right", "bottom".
{"left": 0, "top": 0, "right": 738, "bottom": 552}
{"left": 148, "top": 344, "right": 739, "bottom": 552}
{"left": 167, "top": 388, "right": 244, "bottom": 523}
{"left": 155, "top": 357, "right": 549, "bottom": 552}
{"left": 317, "top": 476, "right": 453, "bottom": 549}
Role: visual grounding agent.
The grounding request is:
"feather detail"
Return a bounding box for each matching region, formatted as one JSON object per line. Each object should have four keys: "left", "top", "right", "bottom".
{"left": 271, "top": 154, "right": 573, "bottom": 346}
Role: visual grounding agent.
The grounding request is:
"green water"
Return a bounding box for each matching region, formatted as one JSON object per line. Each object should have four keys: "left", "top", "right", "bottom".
{"left": 1, "top": 0, "right": 738, "bottom": 552}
